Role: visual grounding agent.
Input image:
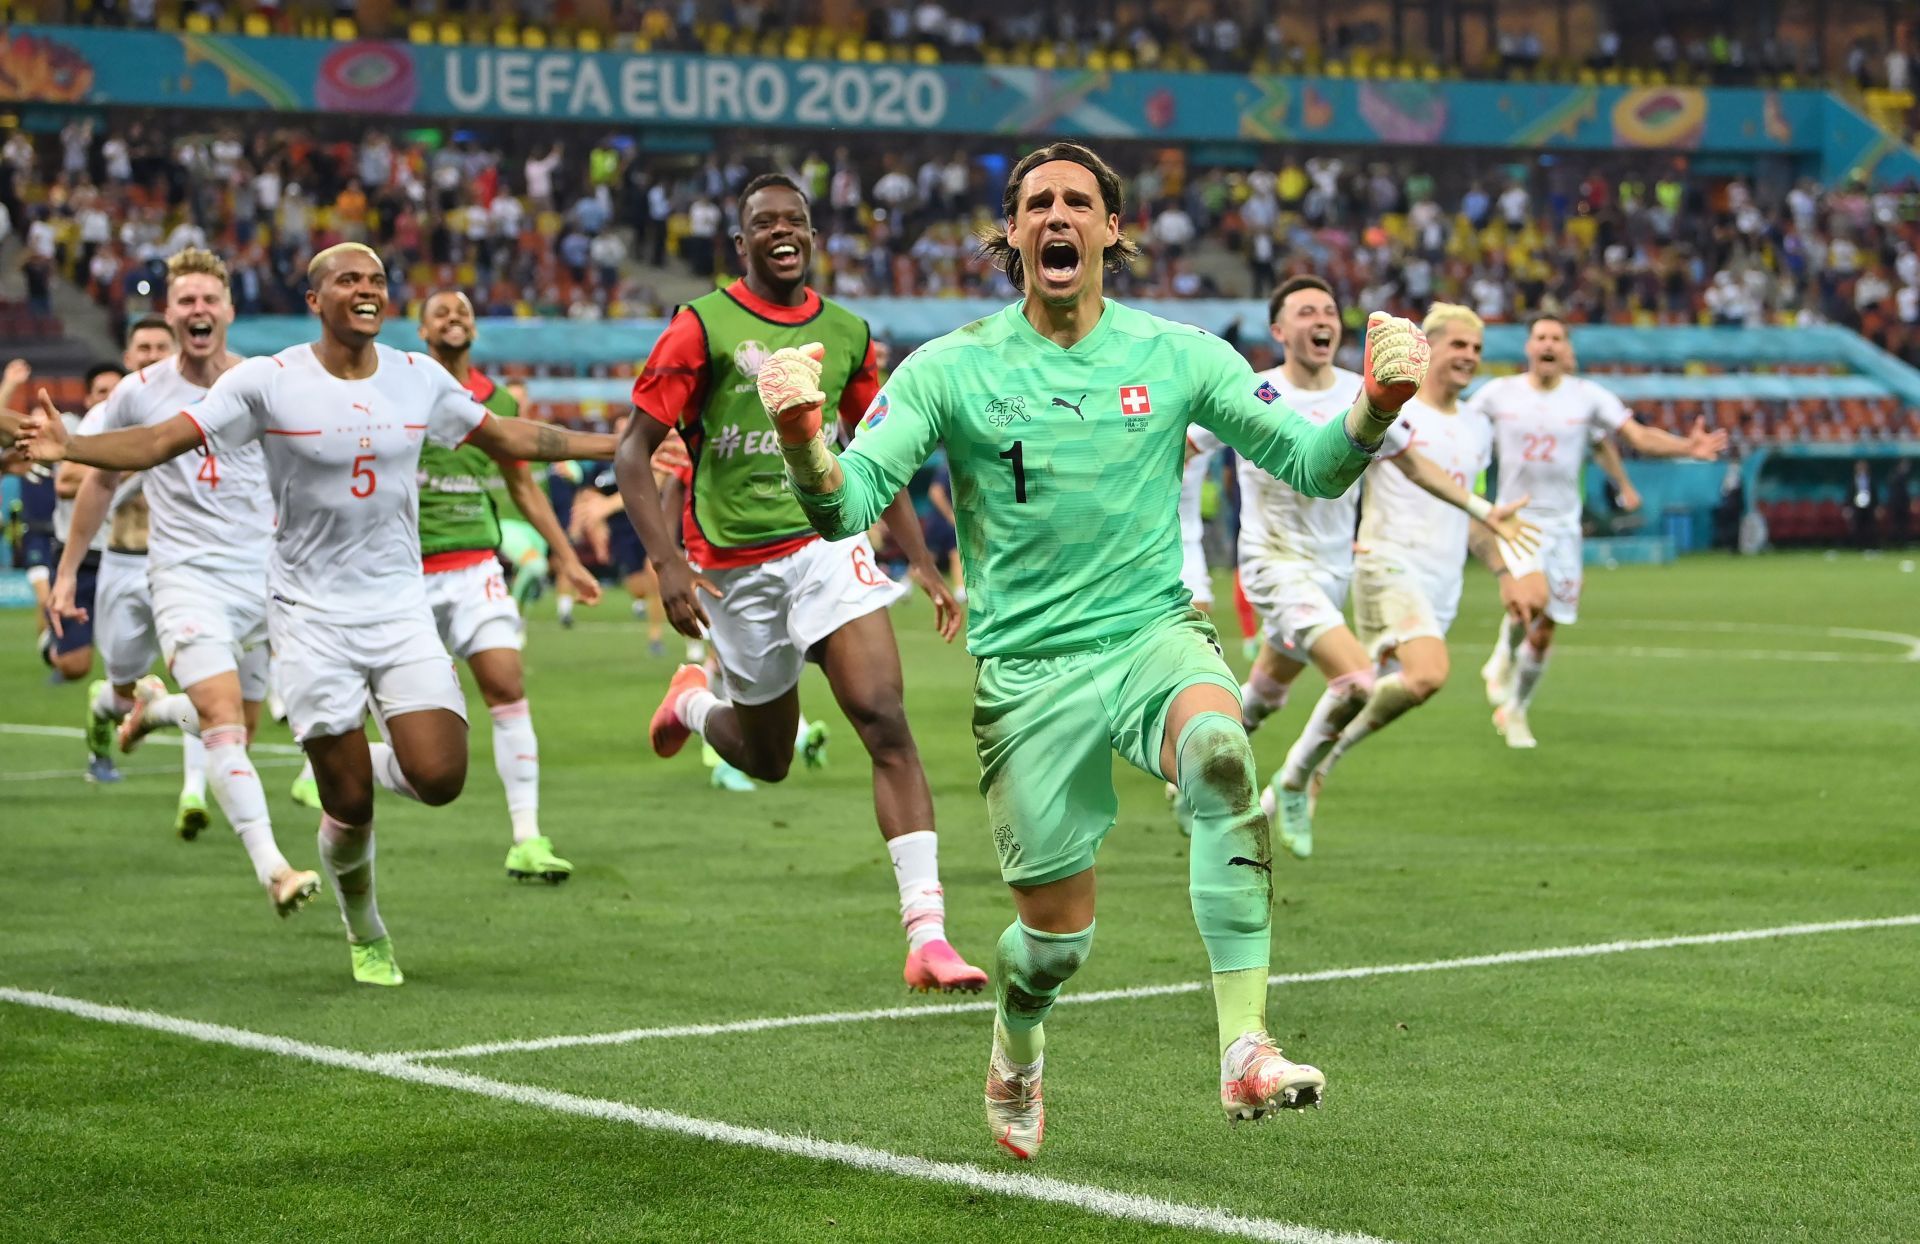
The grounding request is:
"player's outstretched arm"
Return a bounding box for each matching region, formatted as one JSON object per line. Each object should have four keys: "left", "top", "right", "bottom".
{"left": 20, "top": 391, "right": 201, "bottom": 471}
{"left": 765, "top": 342, "right": 941, "bottom": 540}
{"left": 1616, "top": 415, "right": 1728, "bottom": 462}
{"left": 1390, "top": 448, "right": 1541, "bottom": 554}
{"left": 1468, "top": 523, "right": 1537, "bottom": 627}
{"left": 469, "top": 415, "right": 618, "bottom": 465}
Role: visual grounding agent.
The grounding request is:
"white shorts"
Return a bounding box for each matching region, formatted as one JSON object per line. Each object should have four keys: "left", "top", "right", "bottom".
{"left": 1504, "top": 528, "right": 1582, "bottom": 625}
{"left": 425, "top": 557, "right": 522, "bottom": 660}
{"left": 1239, "top": 555, "right": 1350, "bottom": 656}
{"left": 96, "top": 550, "right": 158, "bottom": 687}
{"left": 152, "top": 562, "right": 271, "bottom": 700}
{"left": 269, "top": 602, "right": 466, "bottom": 743}
{"left": 699, "top": 534, "right": 908, "bottom": 706}
{"left": 1353, "top": 557, "right": 1464, "bottom": 658}
{"left": 1180, "top": 536, "right": 1214, "bottom": 606}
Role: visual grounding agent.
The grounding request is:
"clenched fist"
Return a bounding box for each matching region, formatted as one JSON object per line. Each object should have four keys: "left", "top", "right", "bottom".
{"left": 1361, "top": 311, "right": 1429, "bottom": 415}
{"left": 757, "top": 342, "right": 828, "bottom": 445}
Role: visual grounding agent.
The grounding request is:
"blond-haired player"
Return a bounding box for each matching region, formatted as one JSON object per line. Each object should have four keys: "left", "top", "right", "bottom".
{"left": 1314, "top": 304, "right": 1540, "bottom": 786}
{"left": 1475, "top": 314, "right": 1726, "bottom": 748}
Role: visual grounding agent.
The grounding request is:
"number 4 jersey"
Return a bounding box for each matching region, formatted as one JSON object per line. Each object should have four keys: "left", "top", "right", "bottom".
{"left": 1472, "top": 373, "right": 1631, "bottom": 535}
{"left": 86, "top": 353, "right": 273, "bottom": 577}
{"left": 184, "top": 343, "right": 489, "bottom": 623}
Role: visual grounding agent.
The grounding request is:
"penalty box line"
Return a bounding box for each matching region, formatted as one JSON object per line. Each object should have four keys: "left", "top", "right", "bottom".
{"left": 0, "top": 987, "right": 1391, "bottom": 1244}
{"left": 394, "top": 913, "right": 1920, "bottom": 1062}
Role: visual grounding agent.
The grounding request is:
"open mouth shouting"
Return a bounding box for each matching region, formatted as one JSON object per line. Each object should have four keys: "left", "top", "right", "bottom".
{"left": 1038, "top": 236, "right": 1082, "bottom": 289}
{"left": 183, "top": 316, "right": 217, "bottom": 349}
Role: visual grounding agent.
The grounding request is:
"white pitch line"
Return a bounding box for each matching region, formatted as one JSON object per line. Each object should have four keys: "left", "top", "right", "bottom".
{"left": 0, "top": 987, "right": 1389, "bottom": 1244}
{"left": 1551, "top": 644, "right": 1908, "bottom": 664}
{"left": 0, "top": 722, "right": 305, "bottom": 756}
{"left": 395, "top": 913, "right": 1920, "bottom": 1062}
{"left": 0, "top": 758, "right": 301, "bottom": 784}
{"left": 1599, "top": 620, "right": 1920, "bottom": 660}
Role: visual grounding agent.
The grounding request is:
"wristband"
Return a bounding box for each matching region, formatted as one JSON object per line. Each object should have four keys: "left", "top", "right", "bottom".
{"left": 780, "top": 430, "right": 838, "bottom": 492}
{"left": 1465, "top": 494, "right": 1494, "bottom": 522}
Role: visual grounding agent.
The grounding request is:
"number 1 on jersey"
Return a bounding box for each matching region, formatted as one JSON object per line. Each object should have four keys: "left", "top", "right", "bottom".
{"left": 999, "top": 440, "right": 1027, "bottom": 503}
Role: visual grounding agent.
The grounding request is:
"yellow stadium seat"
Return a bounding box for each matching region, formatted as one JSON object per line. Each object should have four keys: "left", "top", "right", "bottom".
{"left": 407, "top": 20, "right": 433, "bottom": 43}
{"left": 183, "top": 12, "right": 210, "bottom": 33}
{"left": 577, "top": 29, "right": 602, "bottom": 51}
{"left": 1034, "top": 46, "right": 1057, "bottom": 69}
{"left": 331, "top": 18, "right": 356, "bottom": 41}
{"left": 1087, "top": 49, "right": 1108, "bottom": 71}
{"left": 438, "top": 21, "right": 461, "bottom": 45}
{"left": 784, "top": 38, "right": 809, "bottom": 59}
{"left": 1111, "top": 50, "right": 1134, "bottom": 71}
{"left": 836, "top": 40, "right": 860, "bottom": 61}
{"left": 243, "top": 13, "right": 269, "bottom": 36}
{"left": 496, "top": 25, "right": 521, "bottom": 47}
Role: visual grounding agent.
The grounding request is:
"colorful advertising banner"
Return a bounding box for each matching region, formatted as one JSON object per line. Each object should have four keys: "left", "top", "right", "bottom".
{"left": 4, "top": 25, "right": 1917, "bottom": 181}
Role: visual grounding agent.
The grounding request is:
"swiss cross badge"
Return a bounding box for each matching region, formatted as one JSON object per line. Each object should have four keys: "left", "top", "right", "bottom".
{"left": 1119, "top": 384, "right": 1152, "bottom": 416}
{"left": 358, "top": 436, "right": 372, "bottom": 449}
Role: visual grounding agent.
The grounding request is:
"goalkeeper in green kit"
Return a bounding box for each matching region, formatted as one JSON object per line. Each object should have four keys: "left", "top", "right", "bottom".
{"left": 760, "top": 142, "right": 1430, "bottom": 1158}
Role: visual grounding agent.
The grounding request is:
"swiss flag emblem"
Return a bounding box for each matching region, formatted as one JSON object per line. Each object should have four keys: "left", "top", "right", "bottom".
{"left": 1119, "top": 384, "right": 1152, "bottom": 416}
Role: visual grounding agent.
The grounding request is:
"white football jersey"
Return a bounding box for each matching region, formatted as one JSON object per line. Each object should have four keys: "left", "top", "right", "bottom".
{"left": 1359, "top": 397, "right": 1495, "bottom": 573}
{"left": 1179, "top": 426, "right": 1221, "bottom": 546}
{"left": 1474, "top": 373, "right": 1631, "bottom": 533}
{"left": 54, "top": 412, "right": 109, "bottom": 554}
{"left": 187, "top": 343, "right": 489, "bottom": 624}
{"left": 90, "top": 355, "right": 273, "bottom": 574}
{"left": 1232, "top": 365, "right": 1407, "bottom": 568}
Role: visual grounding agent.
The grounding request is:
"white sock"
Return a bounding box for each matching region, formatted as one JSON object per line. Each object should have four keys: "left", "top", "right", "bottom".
{"left": 686, "top": 638, "right": 708, "bottom": 663}
{"left": 794, "top": 714, "right": 812, "bottom": 749}
{"left": 631, "top": 597, "right": 647, "bottom": 619}
{"left": 180, "top": 732, "right": 208, "bottom": 801}
{"left": 556, "top": 594, "right": 574, "bottom": 621}
{"left": 318, "top": 814, "right": 385, "bottom": 943}
{"left": 679, "top": 687, "right": 722, "bottom": 736}
{"left": 1279, "top": 670, "right": 1373, "bottom": 789}
{"left": 204, "top": 723, "right": 286, "bottom": 887}
{"left": 1239, "top": 667, "right": 1290, "bottom": 731}
{"left": 150, "top": 692, "right": 200, "bottom": 735}
{"left": 1326, "top": 672, "right": 1422, "bottom": 770}
{"left": 367, "top": 741, "right": 423, "bottom": 802}
{"left": 489, "top": 698, "right": 540, "bottom": 843}
{"left": 1515, "top": 642, "right": 1549, "bottom": 710}
{"left": 92, "top": 682, "right": 133, "bottom": 720}
{"left": 1486, "top": 618, "right": 1520, "bottom": 679}
{"left": 887, "top": 829, "right": 947, "bottom": 951}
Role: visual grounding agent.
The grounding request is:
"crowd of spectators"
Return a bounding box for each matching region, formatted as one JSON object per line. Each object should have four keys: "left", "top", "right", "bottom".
{"left": 6, "top": 115, "right": 1920, "bottom": 445}
{"left": 22, "top": 0, "right": 1891, "bottom": 89}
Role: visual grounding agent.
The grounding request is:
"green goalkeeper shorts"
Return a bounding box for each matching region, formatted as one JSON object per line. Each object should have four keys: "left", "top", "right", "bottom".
{"left": 973, "top": 608, "right": 1240, "bottom": 886}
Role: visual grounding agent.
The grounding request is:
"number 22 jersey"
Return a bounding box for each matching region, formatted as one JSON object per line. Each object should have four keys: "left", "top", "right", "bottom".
{"left": 184, "top": 343, "right": 489, "bottom": 624}
{"left": 1473, "top": 373, "right": 1631, "bottom": 535}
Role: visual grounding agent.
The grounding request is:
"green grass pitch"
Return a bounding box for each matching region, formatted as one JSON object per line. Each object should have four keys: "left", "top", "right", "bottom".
{"left": 2, "top": 553, "right": 1916, "bottom": 1243}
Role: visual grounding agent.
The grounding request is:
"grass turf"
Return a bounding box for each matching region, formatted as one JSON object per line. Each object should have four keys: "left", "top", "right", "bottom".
{"left": 1, "top": 552, "right": 1915, "bottom": 1242}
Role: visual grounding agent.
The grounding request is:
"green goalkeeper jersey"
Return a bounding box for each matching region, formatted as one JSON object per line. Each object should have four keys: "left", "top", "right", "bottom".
{"left": 794, "top": 299, "right": 1376, "bottom": 657}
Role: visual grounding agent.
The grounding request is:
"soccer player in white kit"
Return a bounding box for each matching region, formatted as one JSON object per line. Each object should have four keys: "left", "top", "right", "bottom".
{"left": 1194, "top": 277, "right": 1534, "bottom": 858}
{"left": 49, "top": 249, "right": 322, "bottom": 914}
{"left": 20, "top": 243, "right": 618, "bottom": 985}
{"left": 1475, "top": 314, "right": 1726, "bottom": 748}
{"left": 1313, "top": 304, "right": 1540, "bottom": 789}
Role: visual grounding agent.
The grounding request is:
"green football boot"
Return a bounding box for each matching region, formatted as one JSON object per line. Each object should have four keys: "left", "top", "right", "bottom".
{"left": 84, "top": 679, "right": 115, "bottom": 760}
{"left": 175, "top": 790, "right": 211, "bottom": 841}
{"left": 1265, "top": 779, "right": 1314, "bottom": 861}
{"left": 350, "top": 936, "right": 404, "bottom": 987}
{"left": 505, "top": 835, "right": 573, "bottom": 883}
{"left": 800, "top": 720, "right": 831, "bottom": 771}
{"left": 289, "top": 768, "right": 322, "bottom": 810}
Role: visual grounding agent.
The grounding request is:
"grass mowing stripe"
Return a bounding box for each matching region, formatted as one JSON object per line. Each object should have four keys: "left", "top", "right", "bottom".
{"left": 0, "top": 987, "right": 1393, "bottom": 1244}
{"left": 0, "top": 721, "right": 306, "bottom": 756}
{"left": 396, "top": 914, "right": 1920, "bottom": 1061}
{"left": 0, "top": 758, "right": 302, "bottom": 783}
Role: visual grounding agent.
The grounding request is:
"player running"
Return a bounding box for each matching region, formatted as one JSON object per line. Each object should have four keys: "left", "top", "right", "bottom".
{"left": 19, "top": 243, "right": 616, "bottom": 985}
{"left": 415, "top": 289, "right": 600, "bottom": 883}
{"left": 615, "top": 173, "right": 984, "bottom": 995}
{"left": 1204, "top": 277, "right": 1535, "bottom": 859}
{"left": 765, "top": 142, "right": 1428, "bottom": 1155}
{"left": 1312, "top": 304, "right": 1540, "bottom": 790}
{"left": 1475, "top": 314, "right": 1727, "bottom": 748}
{"left": 51, "top": 249, "right": 321, "bottom": 914}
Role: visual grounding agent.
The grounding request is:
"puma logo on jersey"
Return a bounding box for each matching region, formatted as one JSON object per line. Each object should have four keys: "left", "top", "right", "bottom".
{"left": 352, "top": 402, "right": 371, "bottom": 415}
{"left": 1051, "top": 394, "right": 1087, "bottom": 419}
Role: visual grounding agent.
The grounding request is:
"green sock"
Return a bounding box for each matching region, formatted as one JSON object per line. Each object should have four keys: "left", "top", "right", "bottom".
{"left": 1212, "top": 967, "right": 1270, "bottom": 1054}
{"left": 993, "top": 918, "right": 1095, "bottom": 1065}
{"left": 1175, "top": 711, "right": 1273, "bottom": 1050}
